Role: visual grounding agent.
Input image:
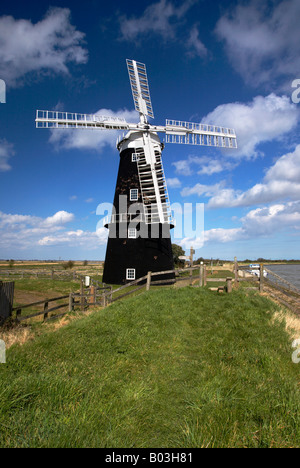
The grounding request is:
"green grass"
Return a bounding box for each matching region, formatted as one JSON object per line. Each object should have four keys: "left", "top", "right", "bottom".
{"left": 13, "top": 278, "right": 81, "bottom": 297}
{"left": 0, "top": 287, "right": 299, "bottom": 448}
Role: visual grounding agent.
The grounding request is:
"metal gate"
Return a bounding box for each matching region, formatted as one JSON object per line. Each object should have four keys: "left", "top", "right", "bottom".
{"left": 0, "top": 281, "right": 15, "bottom": 322}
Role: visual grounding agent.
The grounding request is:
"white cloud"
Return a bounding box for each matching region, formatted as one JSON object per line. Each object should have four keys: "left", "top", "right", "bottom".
{"left": 202, "top": 94, "right": 299, "bottom": 159}
{"left": 181, "top": 181, "right": 226, "bottom": 198}
{"left": 186, "top": 24, "right": 208, "bottom": 58}
{"left": 0, "top": 7, "right": 88, "bottom": 87}
{"left": 208, "top": 144, "right": 300, "bottom": 208}
{"left": 0, "top": 139, "right": 14, "bottom": 171}
{"left": 119, "top": 0, "right": 196, "bottom": 41}
{"left": 204, "top": 227, "right": 244, "bottom": 244}
{"left": 215, "top": 0, "right": 300, "bottom": 90}
{"left": 241, "top": 201, "right": 300, "bottom": 237}
{"left": 0, "top": 209, "right": 108, "bottom": 253}
{"left": 191, "top": 200, "right": 300, "bottom": 247}
{"left": 173, "top": 155, "right": 237, "bottom": 176}
{"left": 38, "top": 227, "right": 108, "bottom": 248}
{"left": 0, "top": 210, "right": 74, "bottom": 250}
{"left": 49, "top": 108, "right": 137, "bottom": 152}
{"left": 265, "top": 145, "right": 300, "bottom": 183}
{"left": 166, "top": 177, "right": 181, "bottom": 188}
{"left": 43, "top": 211, "right": 74, "bottom": 227}
{"left": 172, "top": 158, "right": 194, "bottom": 176}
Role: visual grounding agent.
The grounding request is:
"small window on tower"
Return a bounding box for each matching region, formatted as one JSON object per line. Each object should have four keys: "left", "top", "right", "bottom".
{"left": 128, "top": 228, "right": 137, "bottom": 239}
{"left": 126, "top": 268, "right": 136, "bottom": 280}
{"left": 132, "top": 153, "right": 138, "bottom": 162}
{"left": 130, "top": 189, "right": 138, "bottom": 201}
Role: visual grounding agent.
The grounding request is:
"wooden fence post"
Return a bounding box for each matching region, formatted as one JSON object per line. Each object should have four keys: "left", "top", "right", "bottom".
{"left": 0, "top": 281, "right": 15, "bottom": 323}
{"left": 43, "top": 301, "right": 49, "bottom": 321}
{"left": 189, "top": 268, "right": 193, "bottom": 286}
{"left": 203, "top": 265, "right": 207, "bottom": 286}
{"left": 146, "top": 271, "right": 152, "bottom": 291}
{"left": 102, "top": 292, "right": 107, "bottom": 308}
{"left": 80, "top": 279, "right": 85, "bottom": 311}
{"left": 199, "top": 265, "right": 203, "bottom": 287}
{"left": 90, "top": 286, "right": 95, "bottom": 305}
{"left": 234, "top": 257, "right": 239, "bottom": 289}
{"left": 226, "top": 277, "right": 232, "bottom": 293}
{"left": 260, "top": 264, "right": 264, "bottom": 293}
{"left": 69, "top": 293, "right": 74, "bottom": 312}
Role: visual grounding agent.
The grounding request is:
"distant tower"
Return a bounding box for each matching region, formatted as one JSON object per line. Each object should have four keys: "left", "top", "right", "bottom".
{"left": 36, "top": 59, "right": 237, "bottom": 284}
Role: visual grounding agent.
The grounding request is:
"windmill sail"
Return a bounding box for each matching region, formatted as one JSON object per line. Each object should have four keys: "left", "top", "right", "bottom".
{"left": 135, "top": 144, "right": 172, "bottom": 225}
{"left": 126, "top": 59, "right": 154, "bottom": 120}
{"left": 165, "top": 120, "right": 237, "bottom": 148}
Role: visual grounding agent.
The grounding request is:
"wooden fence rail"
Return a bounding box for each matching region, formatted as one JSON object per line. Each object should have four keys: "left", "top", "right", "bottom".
{"left": 13, "top": 295, "right": 70, "bottom": 322}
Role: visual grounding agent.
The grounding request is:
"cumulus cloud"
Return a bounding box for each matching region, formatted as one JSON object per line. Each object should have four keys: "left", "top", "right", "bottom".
{"left": 0, "top": 209, "right": 108, "bottom": 253}
{"left": 181, "top": 181, "right": 226, "bottom": 198}
{"left": 241, "top": 201, "right": 300, "bottom": 237}
{"left": 166, "top": 177, "right": 182, "bottom": 188}
{"left": 186, "top": 24, "right": 208, "bottom": 58}
{"left": 0, "top": 139, "right": 14, "bottom": 171}
{"left": 49, "top": 108, "right": 138, "bottom": 152}
{"left": 193, "top": 200, "right": 300, "bottom": 246}
{"left": 204, "top": 227, "right": 244, "bottom": 244}
{"left": 202, "top": 94, "right": 299, "bottom": 159}
{"left": 215, "top": 0, "right": 300, "bottom": 90}
{"left": 43, "top": 211, "right": 74, "bottom": 227}
{"left": 208, "top": 145, "right": 300, "bottom": 208}
{"left": 119, "top": 0, "right": 196, "bottom": 41}
{"left": 173, "top": 155, "right": 237, "bottom": 176}
{"left": 0, "top": 7, "right": 88, "bottom": 87}
{"left": 38, "top": 227, "right": 108, "bottom": 248}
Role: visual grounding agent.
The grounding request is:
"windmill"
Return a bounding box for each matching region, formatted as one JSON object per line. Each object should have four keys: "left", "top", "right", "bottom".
{"left": 36, "top": 59, "right": 237, "bottom": 284}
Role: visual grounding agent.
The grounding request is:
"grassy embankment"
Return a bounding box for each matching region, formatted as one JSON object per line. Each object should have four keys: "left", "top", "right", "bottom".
{"left": 0, "top": 286, "right": 300, "bottom": 448}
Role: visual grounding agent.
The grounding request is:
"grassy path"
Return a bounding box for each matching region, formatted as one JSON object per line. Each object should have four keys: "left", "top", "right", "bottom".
{"left": 0, "top": 287, "right": 299, "bottom": 447}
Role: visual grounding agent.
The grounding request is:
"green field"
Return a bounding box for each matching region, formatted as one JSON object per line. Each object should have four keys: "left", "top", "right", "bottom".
{"left": 0, "top": 286, "right": 299, "bottom": 448}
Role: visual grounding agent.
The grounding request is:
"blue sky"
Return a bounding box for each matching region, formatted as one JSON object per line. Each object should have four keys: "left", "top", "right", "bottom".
{"left": 0, "top": 0, "right": 300, "bottom": 261}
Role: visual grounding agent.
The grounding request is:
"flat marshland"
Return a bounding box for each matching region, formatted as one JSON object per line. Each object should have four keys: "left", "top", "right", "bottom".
{"left": 0, "top": 286, "right": 300, "bottom": 448}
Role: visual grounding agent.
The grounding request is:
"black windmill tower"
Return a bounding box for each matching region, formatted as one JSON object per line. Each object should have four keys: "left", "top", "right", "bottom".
{"left": 36, "top": 59, "right": 237, "bottom": 284}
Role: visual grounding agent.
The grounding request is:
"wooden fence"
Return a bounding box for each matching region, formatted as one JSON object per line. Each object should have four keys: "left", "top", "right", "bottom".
{"left": 0, "top": 281, "right": 15, "bottom": 323}
{"left": 2, "top": 263, "right": 274, "bottom": 325}
{"left": 12, "top": 283, "right": 112, "bottom": 323}
{"left": 263, "top": 267, "right": 300, "bottom": 314}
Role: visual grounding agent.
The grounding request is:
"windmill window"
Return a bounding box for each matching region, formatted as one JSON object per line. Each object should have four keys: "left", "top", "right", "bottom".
{"left": 132, "top": 153, "right": 138, "bottom": 162}
{"left": 130, "top": 189, "right": 138, "bottom": 201}
{"left": 126, "top": 268, "right": 136, "bottom": 280}
{"left": 128, "top": 228, "right": 137, "bottom": 239}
